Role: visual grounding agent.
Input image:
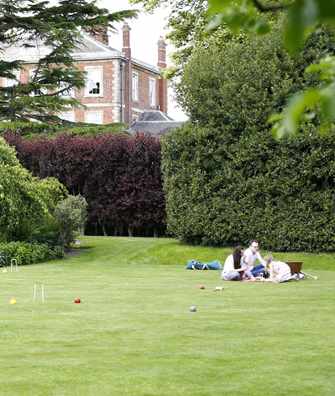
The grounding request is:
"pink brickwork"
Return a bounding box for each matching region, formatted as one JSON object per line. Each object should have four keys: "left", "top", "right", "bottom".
{"left": 0, "top": 24, "right": 168, "bottom": 125}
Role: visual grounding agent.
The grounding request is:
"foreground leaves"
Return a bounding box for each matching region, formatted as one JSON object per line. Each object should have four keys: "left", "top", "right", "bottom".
{"left": 207, "top": 0, "right": 335, "bottom": 136}
{"left": 271, "top": 56, "right": 335, "bottom": 137}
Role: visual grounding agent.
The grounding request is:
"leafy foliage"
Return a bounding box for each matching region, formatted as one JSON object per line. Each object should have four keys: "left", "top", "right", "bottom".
{"left": 55, "top": 195, "right": 88, "bottom": 248}
{"left": 271, "top": 55, "right": 335, "bottom": 137}
{"left": 133, "top": 0, "right": 335, "bottom": 135}
{"left": 0, "top": 136, "right": 66, "bottom": 242}
{"left": 6, "top": 133, "right": 166, "bottom": 237}
{"left": 208, "top": 1, "right": 335, "bottom": 52}
{"left": 131, "top": 0, "right": 209, "bottom": 77}
{"left": 162, "top": 27, "right": 335, "bottom": 251}
{"left": 206, "top": 0, "right": 335, "bottom": 135}
{"left": 177, "top": 22, "right": 335, "bottom": 130}
{"left": 0, "top": 121, "right": 127, "bottom": 138}
{"left": 0, "top": 241, "right": 63, "bottom": 266}
{"left": 162, "top": 123, "right": 335, "bottom": 251}
{"left": 0, "top": 133, "right": 20, "bottom": 166}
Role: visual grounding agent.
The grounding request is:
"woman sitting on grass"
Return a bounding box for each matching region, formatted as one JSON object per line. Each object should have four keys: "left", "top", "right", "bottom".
{"left": 221, "top": 246, "right": 244, "bottom": 281}
{"left": 264, "top": 255, "right": 295, "bottom": 283}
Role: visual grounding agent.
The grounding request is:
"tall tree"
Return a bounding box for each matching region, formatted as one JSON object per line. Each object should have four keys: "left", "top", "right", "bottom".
{"left": 132, "top": 0, "right": 335, "bottom": 135}
{"left": 206, "top": 0, "right": 335, "bottom": 136}
{"left": 0, "top": 0, "right": 136, "bottom": 122}
{"left": 130, "top": 0, "right": 208, "bottom": 77}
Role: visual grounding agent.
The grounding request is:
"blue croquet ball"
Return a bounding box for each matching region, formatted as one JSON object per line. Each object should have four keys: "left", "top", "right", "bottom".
{"left": 189, "top": 305, "right": 197, "bottom": 312}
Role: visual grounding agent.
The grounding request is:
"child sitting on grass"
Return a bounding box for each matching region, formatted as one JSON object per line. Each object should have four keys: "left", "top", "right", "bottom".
{"left": 264, "top": 255, "right": 295, "bottom": 283}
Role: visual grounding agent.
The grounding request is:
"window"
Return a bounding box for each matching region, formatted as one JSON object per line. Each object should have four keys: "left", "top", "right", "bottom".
{"left": 85, "top": 66, "right": 103, "bottom": 97}
{"left": 59, "top": 82, "right": 74, "bottom": 98}
{"left": 132, "top": 71, "right": 139, "bottom": 101}
{"left": 149, "top": 78, "right": 156, "bottom": 107}
{"left": 85, "top": 110, "right": 103, "bottom": 124}
{"left": 29, "top": 69, "right": 46, "bottom": 96}
{"left": 5, "top": 69, "right": 21, "bottom": 87}
{"left": 59, "top": 111, "right": 75, "bottom": 122}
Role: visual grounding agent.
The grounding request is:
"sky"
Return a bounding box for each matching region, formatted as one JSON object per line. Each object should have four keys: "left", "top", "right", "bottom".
{"left": 98, "top": 0, "right": 188, "bottom": 121}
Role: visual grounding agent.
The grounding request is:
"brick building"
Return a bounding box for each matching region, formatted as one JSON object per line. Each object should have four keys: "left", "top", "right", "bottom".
{"left": 0, "top": 23, "right": 168, "bottom": 125}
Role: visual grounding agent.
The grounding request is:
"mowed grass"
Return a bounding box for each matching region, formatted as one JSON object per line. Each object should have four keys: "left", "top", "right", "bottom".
{"left": 0, "top": 237, "right": 334, "bottom": 396}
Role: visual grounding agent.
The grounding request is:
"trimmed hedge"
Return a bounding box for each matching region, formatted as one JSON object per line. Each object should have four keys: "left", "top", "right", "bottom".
{"left": 0, "top": 121, "right": 127, "bottom": 138}
{"left": 161, "top": 23, "right": 335, "bottom": 252}
{"left": 0, "top": 242, "right": 64, "bottom": 266}
{"left": 6, "top": 132, "right": 165, "bottom": 237}
{"left": 162, "top": 124, "right": 335, "bottom": 252}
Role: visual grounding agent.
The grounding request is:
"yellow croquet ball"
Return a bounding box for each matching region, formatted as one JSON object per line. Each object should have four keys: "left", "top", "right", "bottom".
{"left": 9, "top": 298, "right": 16, "bottom": 305}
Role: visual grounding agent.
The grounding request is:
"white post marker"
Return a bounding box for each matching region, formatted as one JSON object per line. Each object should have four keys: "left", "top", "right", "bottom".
{"left": 33, "top": 283, "right": 46, "bottom": 303}
{"left": 10, "top": 258, "right": 18, "bottom": 272}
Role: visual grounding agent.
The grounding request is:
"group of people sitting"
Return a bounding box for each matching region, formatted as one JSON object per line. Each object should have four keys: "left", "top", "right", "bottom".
{"left": 222, "top": 240, "right": 301, "bottom": 283}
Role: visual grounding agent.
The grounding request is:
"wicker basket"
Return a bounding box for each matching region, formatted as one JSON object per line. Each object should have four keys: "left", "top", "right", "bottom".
{"left": 286, "top": 261, "right": 303, "bottom": 274}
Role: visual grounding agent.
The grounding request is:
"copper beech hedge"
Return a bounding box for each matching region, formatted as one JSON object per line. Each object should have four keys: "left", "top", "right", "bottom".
{"left": 6, "top": 132, "right": 165, "bottom": 237}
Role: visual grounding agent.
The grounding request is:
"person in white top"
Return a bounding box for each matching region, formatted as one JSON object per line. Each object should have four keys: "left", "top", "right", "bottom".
{"left": 241, "top": 240, "right": 266, "bottom": 280}
{"left": 222, "top": 246, "right": 244, "bottom": 281}
{"left": 265, "top": 255, "right": 295, "bottom": 283}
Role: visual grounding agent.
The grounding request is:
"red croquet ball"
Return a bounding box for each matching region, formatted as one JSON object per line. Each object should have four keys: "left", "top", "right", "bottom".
{"left": 74, "top": 297, "right": 81, "bottom": 304}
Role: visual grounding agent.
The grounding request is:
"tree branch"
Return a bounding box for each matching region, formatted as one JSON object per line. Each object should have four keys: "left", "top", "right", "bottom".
{"left": 251, "top": 0, "right": 288, "bottom": 13}
{"left": 43, "top": 85, "right": 74, "bottom": 97}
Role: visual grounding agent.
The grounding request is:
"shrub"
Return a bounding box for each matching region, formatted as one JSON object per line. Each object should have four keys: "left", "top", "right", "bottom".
{"left": 0, "top": 135, "right": 20, "bottom": 166}
{"left": 0, "top": 136, "right": 67, "bottom": 243}
{"left": 162, "top": 123, "right": 335, "bottom": 252}
{"left": 161, "top": 23, "right": 335, "bottom": 252}
{"left": 6, "top": 133, "right": 166, "bottom": 237}
{"left": 0, "top": 241, "right": 64, "bottom": 266}
{"left": 0, "top": 121, "right": 127, "bottom": 138}
{"left": 177, "top": 23, "right": 335, "bottom": 131}
{"left": 55, "top": 195, "right": 88, "bottom": 248}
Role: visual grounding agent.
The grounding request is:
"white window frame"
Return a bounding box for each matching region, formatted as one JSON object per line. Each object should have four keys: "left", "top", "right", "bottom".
{"left": 59, "top": 111, "right": 75, "bottom": 122}
{"left": 132, "top": 71, "right": 139, "bottom": 102}
{"left": 5, "top": 69, "right": 21, "bottom": 87}
{"left": 59, "top": 82, "right": 74, "bottom": 98}
{"left": 149, "top": 77, "right": 156, "bottom": 108}
{"left": 29, "top": 68, "right": 47, "bottom": 96}
{"left": 85, "top": 110, "right": 104, "bottom": 124}
{"left": 85, "top": 66, "right": 103, "bottom": 97}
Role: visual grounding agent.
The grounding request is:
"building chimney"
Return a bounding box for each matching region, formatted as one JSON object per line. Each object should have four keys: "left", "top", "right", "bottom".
{"left": 87, "top": 26, "right": 109, "bottom": 46}
{"left": 122, "top": 23, "right": 132, "bottom": 124}
{"left": 122, "top": 22, "right": 131, "bottom": 59}
{"left": 157, "top": 36, "right": 168, "bottom": 114}
{"left": 157, "top": 36, "right": 167, "bottom": 68}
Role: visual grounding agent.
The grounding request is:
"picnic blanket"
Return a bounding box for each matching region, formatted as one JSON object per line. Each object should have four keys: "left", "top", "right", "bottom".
{"left": 186, "top": 259, "right": 222, "bottom": 270}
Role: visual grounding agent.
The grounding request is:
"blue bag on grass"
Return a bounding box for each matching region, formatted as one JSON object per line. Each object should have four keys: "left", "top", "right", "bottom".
{"left": 186, "top": 259, "right": 222, "bottom": 270}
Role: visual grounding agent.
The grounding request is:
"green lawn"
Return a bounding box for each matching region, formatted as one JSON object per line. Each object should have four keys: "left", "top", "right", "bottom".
{"left": 0, "top": 237, "right": 334, "bottom": 396}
